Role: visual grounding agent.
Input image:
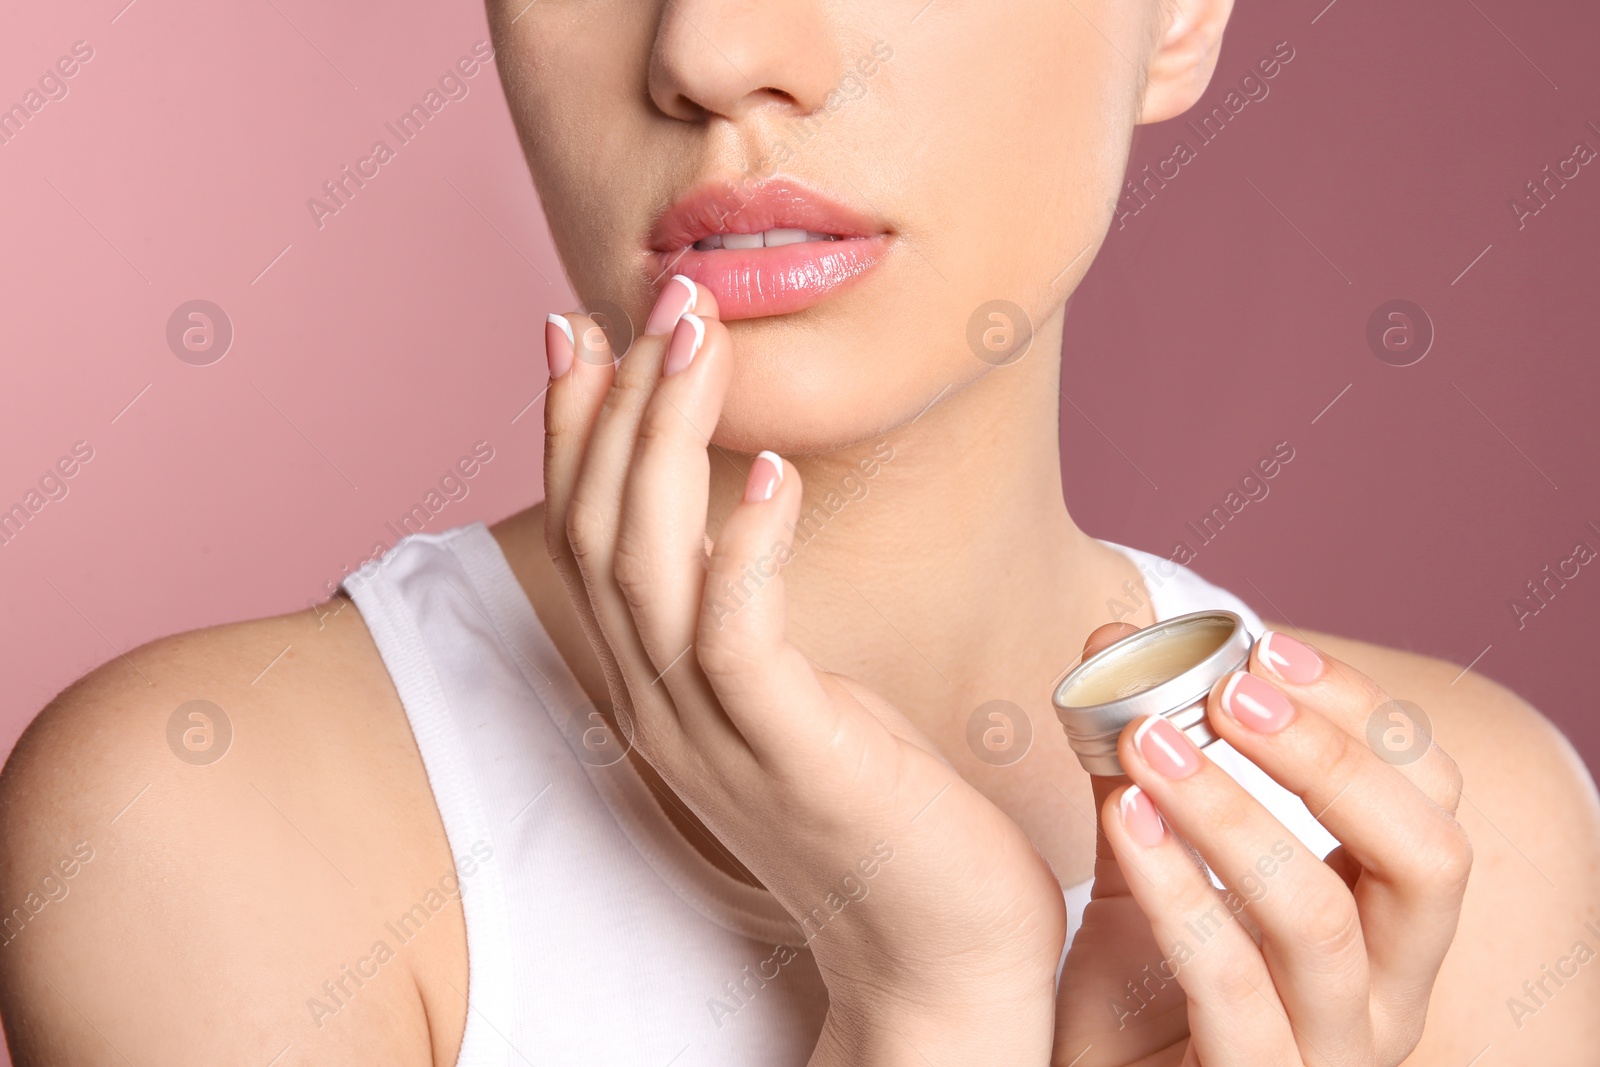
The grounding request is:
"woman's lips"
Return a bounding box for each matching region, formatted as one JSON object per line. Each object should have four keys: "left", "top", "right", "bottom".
{"left": 647, "top": 179, "right": 892, "bottom": 320}
{"left": 650, "top": 236, "right": 889, "bottom": 320}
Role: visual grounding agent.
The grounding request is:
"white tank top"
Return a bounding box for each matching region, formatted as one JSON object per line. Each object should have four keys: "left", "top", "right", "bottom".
{"left": 343, "top": 522, "right": 1337, "bottom": 1066}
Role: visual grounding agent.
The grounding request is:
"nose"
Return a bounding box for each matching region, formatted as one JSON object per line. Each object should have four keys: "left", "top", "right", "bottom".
{"left": 648, "top": 1, "right": 840, "bottom": 122}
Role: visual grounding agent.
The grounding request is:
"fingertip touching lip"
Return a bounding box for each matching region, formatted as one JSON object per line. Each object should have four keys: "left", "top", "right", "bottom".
{"left": 647, "top": 177, "right": 893, "bottom": 319}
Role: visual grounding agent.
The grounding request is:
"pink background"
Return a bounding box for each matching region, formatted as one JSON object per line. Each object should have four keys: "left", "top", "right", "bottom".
{"left": 0, "top": 2, "right": 1597, "bottom": 1045}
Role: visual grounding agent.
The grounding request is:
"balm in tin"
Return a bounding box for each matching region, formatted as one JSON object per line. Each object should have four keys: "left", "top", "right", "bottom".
{"left": 1052, "top": 610, "right": 1253, "bottom": 776}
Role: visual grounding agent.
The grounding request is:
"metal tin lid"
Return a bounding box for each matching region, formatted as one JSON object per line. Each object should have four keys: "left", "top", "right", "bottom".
{"left": 1052, "top": 610, "right": 1253, "bottom": 775}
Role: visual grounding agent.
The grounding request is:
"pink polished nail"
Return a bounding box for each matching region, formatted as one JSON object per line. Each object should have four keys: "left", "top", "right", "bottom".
{"left": 644, "top": 274, "right": 697, "bottom": 336}
{"left": 1221, "top": 672, "right": 1296, "bottom": 733}
{"left": 1133, "top": 716, "right": 1201, "bottom": 779}
{"left": 1119, "top": 785, "right": 1165, "bottom": 847}
{"left": 664, "top": 313, "right": 705, "bottom": 376}
{"left": 545, "top": 314, "right": 574, "bottom": 379}
{"left": 743, "top": 451, "right": 784, "bottom": 503}
{"left": 1258, "top": 630, "right": 1324, "bottom": 685}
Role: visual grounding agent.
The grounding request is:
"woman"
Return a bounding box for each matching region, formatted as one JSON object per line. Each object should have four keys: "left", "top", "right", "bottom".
{"left": 3, "top": 0, "right": 1597, "bottom": 1063}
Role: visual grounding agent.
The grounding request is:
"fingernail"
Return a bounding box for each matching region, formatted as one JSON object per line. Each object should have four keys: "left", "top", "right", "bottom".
{"left": 545, "top": 314, "right": 574, "bottom": 379}
{"left": 1119, "top": 785, "right": 1166, "bottom": 847}
{"left": 743, "top": 450, "right": 784, "bottom": 503}
{"left": 644, "top": 274, "right": 697, "bottom": 336}
{"left": 1220, "top": 672, "right": 1296, "bottom": 734}
{"left": 664, "top": 312, "right": 705, "bottom": 376}
{"left": 1258, "top": 630, "right": 1324, "bottom": 685}
{"left": 1134, "top": 716, "right": 1201, "bottom": 779}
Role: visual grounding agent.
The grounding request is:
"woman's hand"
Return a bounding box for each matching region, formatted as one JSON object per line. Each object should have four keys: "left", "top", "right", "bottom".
{"left": 1055, "top": 623, "right": 1473, "bottom": 1065}
{"left": 542, "top": 278, "right": 1065, "bottom": 1064}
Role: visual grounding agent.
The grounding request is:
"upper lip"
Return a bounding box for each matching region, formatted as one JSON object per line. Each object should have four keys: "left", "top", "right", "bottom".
{"left": 647, "top": 177, "right": 890, "bottom": 252}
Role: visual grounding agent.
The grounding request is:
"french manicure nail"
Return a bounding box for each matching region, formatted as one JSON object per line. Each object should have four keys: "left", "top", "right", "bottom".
{"left": 1220, "top": 672, "right": 1296, "bottom": 734}
{"left": 1119, "top": 785, "right": 1166, "bottom": 847}
{"left": 664, "top": 312, "right": 705, "bottom": 376}
{"left": 744, "top": 450, "right": 784, "bottom": 503}
{"left": 1258, "top": 630, "right": 1324, "bottom": 685}
{"left": 545, "top": 314, "right": 574, "bottom": 379}
{"left": 1134, "top": 716, "right": 1201, "bottom": 779}
{"left": 644, "top": 274, "right": 697, "bottom": 336}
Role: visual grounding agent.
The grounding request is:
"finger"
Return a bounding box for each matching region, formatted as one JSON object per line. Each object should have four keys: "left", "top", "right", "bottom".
{"left": 1119, "top": 715, "right": 1376, "bottom": 1060}
{"left": 542, "top": 311, "right": 665, "bottom": 755}
{"left": 682, "top": 278, "right": 721, "bottom": 322}
{"left": 643, "top": 273, "right": 720, "bottom": 333}
{"left": 567, "top": 277, "right": 699, "bottom": 573}
{"left": 1206, "top": 660, "right": 1472, "bottom": 1040}
{"left": 1067, "top": 623, "right": 1146, "bottom": 901}
{"left": 561, "top": 278, "right": 704, "bottom": 749}
{"left": 565, "top": 275, "right": 697, "bottom": 618}
{"left": 1100, "top": 785, "right": 1300, "bottom": 1067}
{"left": 696, "top": 452, "right": 842, "bottom": 761}
{"left": 1256, "top": 630, "right": 1462, "bottom": 812}
{"left": 1084, "top": 773, "right": 1138, "bottom": 899}
{"left": 615, "top": 312, "right": 735, "bottom": 704}
{"left": 542, "top": 311, "right": 616, "bottom": 627}
{"left": 1083, "top": 621, "right": 1140, "bottom": 660}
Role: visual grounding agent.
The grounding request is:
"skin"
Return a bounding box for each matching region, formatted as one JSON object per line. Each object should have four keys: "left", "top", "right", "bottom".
{"left": 2, "top": 0, "right": 1599, "bottom": 1063}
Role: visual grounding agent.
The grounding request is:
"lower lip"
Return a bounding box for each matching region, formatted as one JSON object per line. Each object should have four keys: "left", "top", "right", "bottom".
{"left": 648, "top": 235, "right": 891, "bottom": 320}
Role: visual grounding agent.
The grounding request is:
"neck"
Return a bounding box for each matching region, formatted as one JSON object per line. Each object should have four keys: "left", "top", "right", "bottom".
{"left": 702, "top": 306, "right": 1151, "bottom": 737}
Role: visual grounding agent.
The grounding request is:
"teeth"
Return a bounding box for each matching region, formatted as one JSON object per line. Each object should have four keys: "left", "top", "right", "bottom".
{"left": 763, "top": 228, "right": 808, "bottom": 247}
{"left": 691, "top": 229, "right": 844, "bottom": 251}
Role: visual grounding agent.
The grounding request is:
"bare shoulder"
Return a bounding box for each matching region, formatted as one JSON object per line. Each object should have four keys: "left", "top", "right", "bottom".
{"left": 1293, "top": 627, "right": 1600, "bottom": 1062}
{"left": 0, "top": 598, "right": 465, "bottom": 1066}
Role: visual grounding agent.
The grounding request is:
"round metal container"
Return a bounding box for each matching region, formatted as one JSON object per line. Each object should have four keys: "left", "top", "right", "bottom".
{"left": 1052, "top": 610, "right": 1253, "bottom": 776}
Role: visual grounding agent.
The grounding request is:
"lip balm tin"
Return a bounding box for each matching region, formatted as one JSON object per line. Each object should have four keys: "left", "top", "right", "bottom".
{"left": 1052, "top": 610, "right": 1253, "bottom": 776}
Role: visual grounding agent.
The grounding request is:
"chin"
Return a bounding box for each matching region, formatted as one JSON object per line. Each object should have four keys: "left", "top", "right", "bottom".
{"left": 711, "top": 404, "right": 905, "bottom": 458}
{"left": 708, "top": 337, "right": 937, "bottom": 458}
{"left": 704, "top": 268, "right": 975, "bottom": 456}
{"left": 710, "top": 369, "right": 895, "bottom": 458}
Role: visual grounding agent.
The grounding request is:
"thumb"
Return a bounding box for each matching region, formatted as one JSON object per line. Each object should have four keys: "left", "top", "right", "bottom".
{"left": 1079, "top": 621, "right": 1142, "bottom": 897}
{"left": 1088, "top": 774, "right": 1137, "bottom": 898}
{"left": 1082, "top": 621, "right": 1140, "bottom": 660}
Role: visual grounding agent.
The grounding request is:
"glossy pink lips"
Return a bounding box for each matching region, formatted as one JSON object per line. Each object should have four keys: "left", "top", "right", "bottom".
{"left": 646, "top": 178, "right": 891, "bottom": 320}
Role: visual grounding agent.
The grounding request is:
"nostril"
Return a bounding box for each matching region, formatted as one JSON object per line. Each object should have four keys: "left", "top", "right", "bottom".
{"left": 754, "top": 86, "right": 798, "bottom": 107}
